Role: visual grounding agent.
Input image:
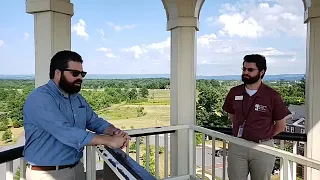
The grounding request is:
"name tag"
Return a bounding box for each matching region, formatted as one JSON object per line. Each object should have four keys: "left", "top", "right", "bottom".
{"left": 235, "top": 95, "right": 243, "bottom": 101}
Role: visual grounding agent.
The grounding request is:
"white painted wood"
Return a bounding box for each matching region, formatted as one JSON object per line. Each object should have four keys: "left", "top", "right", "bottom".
{"left": 6, "top": 161, "right": 13, "bottom": 180}
{"left": 222, "top": 140, "right": 226, "bottom": 180}
{"left": 86, "top": 146, "right": 96, "bottom": 180}
{"left": 191, "top": 125, "right": 320, "bottom": 170}
{"left": 164, "top": 133, "right": 169, "bottom": 178}
{"left": 292, "top": 141, "right": 298, "bottom": 180}
{"left": 146, "top": 136, "right": 150, "bottom": 172}
{"left": 162, "top": 174, "right": 191, "bottom": 180}
{"left": 125, "top": 125, "right": 190, "bottom": 136}
{"left": 280, "top": 140, "right": 285, "bottom": 180}
{"left": 20, "top": 158, "right": 26, "bottom": 180}
{"left": 201, "top": 133, "right": 205, "bottom": 180}
{"left": 136, "top": 137, "right": 140, "bottom": 164}
{"left": 155, "top": 134, "right": 160, "bottom": 178}
{"left": 212, "top": 137, "right": 216, "bottom": 179}
{"left": 161, "top": 0, "right": 204, "bottom": 176}
{"left": 305, "top": 3, "right": 320, "bottom": 179}
{"left": 26, "top": 0, "right": 73, "bottom": 88}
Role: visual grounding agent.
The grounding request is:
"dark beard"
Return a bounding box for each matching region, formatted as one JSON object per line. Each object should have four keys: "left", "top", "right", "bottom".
{"left": 241, "top": 74, "right": 260, "bottom": 84}
{"left": 59, "top": 74, "right": 82, "bottom": 94}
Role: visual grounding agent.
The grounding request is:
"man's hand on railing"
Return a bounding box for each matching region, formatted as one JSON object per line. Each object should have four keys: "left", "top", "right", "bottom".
{"left": 113, "top": 128, "right": 131, "bottom": 149}
{"left": 89, "top": 134, "right": 127, "bottom": 149}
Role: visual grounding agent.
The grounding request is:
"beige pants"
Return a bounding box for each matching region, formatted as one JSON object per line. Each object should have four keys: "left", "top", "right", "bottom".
{"left": 26, "top": 162, "right": 86, "bottom": 180}
{"left": 227, "top": 140, "right": 276, "bottom": 180}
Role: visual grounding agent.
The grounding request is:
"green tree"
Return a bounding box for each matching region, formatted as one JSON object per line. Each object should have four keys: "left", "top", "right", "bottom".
{"left": 196, "top": 87, "right": 231, "bottom": 127}
{"left": 128, "top": 88, "right": 138, "bottom": 100}
{"left": 2, "top": 129, "right": 12, "bottom": 141}
{"left": 139, "top": 87, "right": 149, "bottom": 98}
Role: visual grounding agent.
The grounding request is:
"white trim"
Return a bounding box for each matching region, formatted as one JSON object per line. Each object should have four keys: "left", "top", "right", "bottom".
{"left": 125, "top": 125, "right": 190, "bottom": 136}
{"left": 190, "top": 125, "right": 320, "bottom": 170}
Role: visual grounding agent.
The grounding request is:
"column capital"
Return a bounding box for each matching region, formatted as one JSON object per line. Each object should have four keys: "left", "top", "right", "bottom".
{"left": 162, "top": 0, "right": 205, "bottom": 31}
{"left": 304, "top": 2, "right": 320, "bottom": 23}
{"left": 26, "top": 0, "right": 74, "bottom": 16}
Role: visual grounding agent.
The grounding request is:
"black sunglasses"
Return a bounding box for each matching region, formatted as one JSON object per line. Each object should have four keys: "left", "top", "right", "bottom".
{"left": 242, "top": 67, "right": 258, "bottom": 72}
{"left": 60, "top": 69, "right": 87, "bottom": 78}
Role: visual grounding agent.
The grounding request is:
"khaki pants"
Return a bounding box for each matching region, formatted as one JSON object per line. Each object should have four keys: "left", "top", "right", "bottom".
{"left": 227, "top": 140, "right": 276, "bottom": 180}
{"left": 26, "top": 162, "right": 86, "bottom": 180}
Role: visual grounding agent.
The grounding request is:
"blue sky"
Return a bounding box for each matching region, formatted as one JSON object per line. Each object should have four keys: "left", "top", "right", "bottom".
{"left": 0, "top": 0, "right": 306, "bottom": 76}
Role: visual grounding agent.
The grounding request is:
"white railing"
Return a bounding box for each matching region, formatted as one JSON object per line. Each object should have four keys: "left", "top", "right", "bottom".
{"left": 1, "top": 125, "right": 317, "bottom": 180}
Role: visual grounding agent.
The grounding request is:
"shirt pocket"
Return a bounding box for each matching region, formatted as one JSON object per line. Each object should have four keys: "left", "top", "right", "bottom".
{"left": 75, "top": 107, "right": 87, "bottom": 129}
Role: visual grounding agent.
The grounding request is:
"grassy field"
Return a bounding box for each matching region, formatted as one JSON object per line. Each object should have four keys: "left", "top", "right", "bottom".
{"left": 99, "top": 89, "right": 171, "bottom": 129}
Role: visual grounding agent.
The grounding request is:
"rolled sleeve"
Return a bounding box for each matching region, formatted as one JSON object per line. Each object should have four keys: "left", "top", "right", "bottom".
{"left": 272, "top": 94, "right": 291, "bottom": 121}
{"left": 84, "top": 99, "right": 113, "bottom": 134}
{"left": 23, "top": 92, "right": 95, "bottom": 150}
{"left": 223, "top": 90, "right": 235, "bottom": 114}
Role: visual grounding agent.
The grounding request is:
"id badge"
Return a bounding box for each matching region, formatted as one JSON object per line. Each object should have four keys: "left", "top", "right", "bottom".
{"left": 237, "top": 125, "right": 244, "bottom": 137}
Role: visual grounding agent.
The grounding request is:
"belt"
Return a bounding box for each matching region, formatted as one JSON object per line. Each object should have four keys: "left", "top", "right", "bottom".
{"left": 30, "top": 161, "right": 79, "bottom": 171}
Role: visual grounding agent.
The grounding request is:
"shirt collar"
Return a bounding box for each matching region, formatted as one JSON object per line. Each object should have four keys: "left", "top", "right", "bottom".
{"left": 241, "top": 82, "right": 265, "bottom": 97}
{"left": 47, "top": 80, "right": 79, "bottom": 99}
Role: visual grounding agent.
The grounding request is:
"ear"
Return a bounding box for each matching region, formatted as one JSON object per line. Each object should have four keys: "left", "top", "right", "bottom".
{"left": 55, "top": 69, "right": 61, "bottom": 78}
{"left": 260, "top": 70, "right": 265, "bottom": 76}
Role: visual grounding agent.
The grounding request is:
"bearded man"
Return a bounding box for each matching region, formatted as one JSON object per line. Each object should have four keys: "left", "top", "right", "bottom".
{"left": 222, "top": 54, "right": 291, "bottom": 180}
{"left": 23, "top": 50, "right": 130, "bottom": 180}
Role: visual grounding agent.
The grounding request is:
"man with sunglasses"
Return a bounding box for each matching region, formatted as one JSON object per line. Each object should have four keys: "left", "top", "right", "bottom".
{"left": 22, "top": 50, "right": 131, "bottom": 180}
{"left": 222, "top": 54, "right": 291, "bottom": 180}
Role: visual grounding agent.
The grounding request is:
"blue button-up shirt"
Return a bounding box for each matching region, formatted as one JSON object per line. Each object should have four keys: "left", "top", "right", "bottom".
{"left": 23, "top": 80, "right": 112, "bottom": 166}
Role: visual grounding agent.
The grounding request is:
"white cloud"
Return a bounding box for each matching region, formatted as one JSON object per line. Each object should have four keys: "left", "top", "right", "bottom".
{"left": 97, "top": 29, "right": 106, "bottom": 41}
{"left": 0, "top": 40, "right": 4, "bottom": 47}
{"left": 72, "top": 19, "right": 89, "bottom": 39}
{"left": 24, "top": 32, "right": 30, "bottom": 40}
{"left": 208, "top": 0, "right": 306, "bottom": 38}
{"left": 106, "top": 22, "right": 136, "bottom": 31}
{"left": 96, "top": 47, "right": 116, "bottom": 58}
{"left": 119, "top": 33, "right": 301, "bottom": 75}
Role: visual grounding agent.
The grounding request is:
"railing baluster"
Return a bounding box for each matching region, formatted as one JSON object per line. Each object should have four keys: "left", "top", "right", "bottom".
{"left": 155, "top": 134, "right": 160, "bottom": 179}
{"left": 146, "top": 136, "right": 150, "bottom": 171}
{"left": 211, "top": 137, "right": 216, "bottom": 180}
{"left": 292, "top": 141, "right": 297, "bottom": 180}
{"left": 136, "top": 137, "right": 140, "bottom": 164}
{"left": 6, "top": 161, "right": 13, "bottom": 180}
{"left": 189, "top": 129, "right": 195, "bottom": 175}
{"left": 164, "top": 133, "right": 169, "bottom": 178}
{"left": 280, "top": 140, "right": 285, "bottom": 180}
{"left": 20, "top": 158, "right": 26, "bottom": 180}
{"left": 222, "top": 140, "right": 226, "bottom": 180}
{"left": 283, "top": 157, "right": 289, "bottom": 180}
{"left": 202, "top": 133, "right": 205, "bottom": 180}
{"left": 86, "top": 146, "right": 96, "bottom": 180}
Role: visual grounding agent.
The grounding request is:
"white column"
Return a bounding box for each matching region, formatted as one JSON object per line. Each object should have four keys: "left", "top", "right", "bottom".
{"left": 162, "top": 0, "right": 205, "bottom": 176}
{"left": 26, "top": 0, "right": 74, "bottom": 87}
{"left": 304, "top": 2, "right": 320, "bottom": 180}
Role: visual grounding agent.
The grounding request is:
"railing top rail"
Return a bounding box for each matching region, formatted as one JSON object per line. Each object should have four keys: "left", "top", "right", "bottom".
{"left": 0, "top": 145, "right": 24, "bottom": 164}
{"left": 125, "top": 125, "right": 189, "bottom": 137}
{"left": 203, "top": 126, "right": 307, "bottom": 142}
{"left": 191, "top": 125, "right": 320, "bottom": 170}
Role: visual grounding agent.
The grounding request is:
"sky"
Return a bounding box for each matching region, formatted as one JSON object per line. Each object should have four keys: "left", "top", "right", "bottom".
{"left": 0, "top": 0, "right": 307, "bottom": 76}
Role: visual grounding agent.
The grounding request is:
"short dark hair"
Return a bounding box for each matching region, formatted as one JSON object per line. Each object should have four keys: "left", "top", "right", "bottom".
{"left": 49, "top": 50, "right": 83, "bottom": 79}
{"left": 243, "top": 54, "right": 267, "bottom": 78}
